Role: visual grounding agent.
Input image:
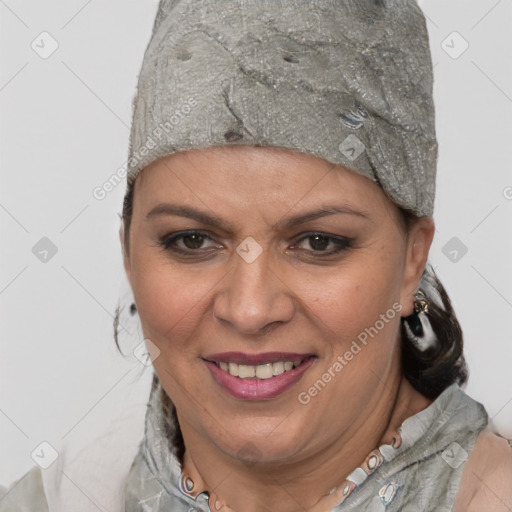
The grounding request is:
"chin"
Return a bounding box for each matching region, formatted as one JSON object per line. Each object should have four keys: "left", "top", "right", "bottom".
{"left": 214, "top": 426, "right": 310, "bottom": 466}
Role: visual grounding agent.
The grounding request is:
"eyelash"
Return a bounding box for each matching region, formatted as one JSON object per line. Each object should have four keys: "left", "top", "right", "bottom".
{"left": 157, "top": 230, "right": 353, "bottom": 258}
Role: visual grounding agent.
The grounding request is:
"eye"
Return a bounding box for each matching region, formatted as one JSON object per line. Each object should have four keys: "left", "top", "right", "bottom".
{"left": 292, "top": 233, "right": 352, "bottom": 255}
{"left": 158, "top": 230, "right": 221, "bottom": 254}
{"left": 158, "top": 230, "right": 353, "bottom": 258}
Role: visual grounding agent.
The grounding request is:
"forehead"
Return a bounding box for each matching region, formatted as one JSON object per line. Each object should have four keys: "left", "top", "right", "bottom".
{"left": 134, "top": 145, "right": 395, "bottom": 220}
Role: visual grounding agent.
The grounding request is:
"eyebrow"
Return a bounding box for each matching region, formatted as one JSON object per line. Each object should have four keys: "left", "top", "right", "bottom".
{"left": 145, "top": 203, "right": 371, "bottom": 230}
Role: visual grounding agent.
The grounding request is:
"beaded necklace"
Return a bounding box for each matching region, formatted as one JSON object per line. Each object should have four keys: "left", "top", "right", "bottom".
{"left": 177, "top": 429, "right": 404, "bottom": 511}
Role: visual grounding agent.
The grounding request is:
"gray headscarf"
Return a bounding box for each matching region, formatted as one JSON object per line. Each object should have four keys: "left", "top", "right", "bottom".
{"left": 126, "top": 0, "right": 437, "bottom": 217}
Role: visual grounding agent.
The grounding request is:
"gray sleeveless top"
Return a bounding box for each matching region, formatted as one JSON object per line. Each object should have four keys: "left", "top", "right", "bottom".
{"left": 124, "top": 381, "right": 489, "bottom": 512}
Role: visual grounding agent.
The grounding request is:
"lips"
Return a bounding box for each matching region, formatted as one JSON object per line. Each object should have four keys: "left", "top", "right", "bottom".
{"left": 202, "top": 352, "right": 317, "bottom": 400}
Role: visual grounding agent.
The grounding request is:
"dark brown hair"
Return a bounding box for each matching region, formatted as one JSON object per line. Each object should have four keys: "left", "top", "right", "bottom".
{"left": 114, "top": 176, "right": 468, "bottom": 464}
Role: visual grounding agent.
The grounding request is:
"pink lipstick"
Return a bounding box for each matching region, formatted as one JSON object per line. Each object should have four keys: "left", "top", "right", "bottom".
{"left": 202, "top": 352, "right": 316, "bottom": 400}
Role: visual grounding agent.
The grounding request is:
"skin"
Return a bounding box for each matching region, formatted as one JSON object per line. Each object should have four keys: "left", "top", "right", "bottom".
{"left": 453, "top": 431, "right": 512, "bottom": 511}
{"left": 120, "top": 144, "right": 510, "bottom": 512}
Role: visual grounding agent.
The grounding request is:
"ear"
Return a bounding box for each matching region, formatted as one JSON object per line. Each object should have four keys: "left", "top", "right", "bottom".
{"left": 119, "top": 222, "right": 132, "bottom": 286}
{"left": 399, "top": 216, "right": 435, "bottom": 317}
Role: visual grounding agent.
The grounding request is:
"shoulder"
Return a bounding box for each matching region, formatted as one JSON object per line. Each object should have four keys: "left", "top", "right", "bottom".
{"left": 453, "top": 428, "right": 512, "bottom": 512}
{"left": 0, "top": 465, "right": 49, "bottom": 511}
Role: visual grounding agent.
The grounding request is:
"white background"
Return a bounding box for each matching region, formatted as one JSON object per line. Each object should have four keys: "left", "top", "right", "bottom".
{"left": 1, "top": 0, "right": 511, "bottom": 489}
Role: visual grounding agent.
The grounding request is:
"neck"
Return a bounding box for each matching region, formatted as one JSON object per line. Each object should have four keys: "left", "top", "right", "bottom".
{"left": 178, "top": 374, "right": 432, "bottom": 512}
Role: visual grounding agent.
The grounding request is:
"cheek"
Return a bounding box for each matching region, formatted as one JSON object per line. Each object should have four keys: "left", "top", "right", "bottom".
{"left": 299, "top": 248, "right": 404, "bottom": 350}
{"left": 290, "top": 255, "right": 404, "bottom": 438}
{"left": 130, "top": 257, "right": 220, "bottom": 408}
{"left": 129, "top": 249, "right": 218, "bottom": 353}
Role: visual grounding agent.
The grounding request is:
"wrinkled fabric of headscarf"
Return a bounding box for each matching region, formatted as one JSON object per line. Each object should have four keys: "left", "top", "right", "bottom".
{"left": 127, "top": 0, "right": 437, "bottom": 217}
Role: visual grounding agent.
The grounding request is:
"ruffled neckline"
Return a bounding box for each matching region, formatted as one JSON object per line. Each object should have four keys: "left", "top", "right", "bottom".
{"left": 140, "top": 380, "right": 486, "bottom": 511}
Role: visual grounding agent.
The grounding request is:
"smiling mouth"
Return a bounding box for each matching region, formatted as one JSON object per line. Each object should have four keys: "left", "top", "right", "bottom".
{"left": 208, "top": 357, "right": 312, "bottom": 380}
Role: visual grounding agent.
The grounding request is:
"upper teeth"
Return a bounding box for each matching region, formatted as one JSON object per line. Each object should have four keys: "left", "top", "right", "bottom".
{"left": 218, "top": 359, "right": 304, "bottom": 379}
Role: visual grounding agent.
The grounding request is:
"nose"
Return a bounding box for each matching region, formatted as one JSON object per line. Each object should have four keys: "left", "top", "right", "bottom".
{"left": 213, "top": 246, "right": 296, "bottom": 336}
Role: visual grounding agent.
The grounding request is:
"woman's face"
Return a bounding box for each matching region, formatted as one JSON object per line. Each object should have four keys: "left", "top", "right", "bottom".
{"left": 122, "top": 145, "right": 434, "bottom": 463}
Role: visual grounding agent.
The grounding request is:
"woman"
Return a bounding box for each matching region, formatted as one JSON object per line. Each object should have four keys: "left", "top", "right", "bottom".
{"left": 1, "top": 0, "right": 511, "bottom": 511}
